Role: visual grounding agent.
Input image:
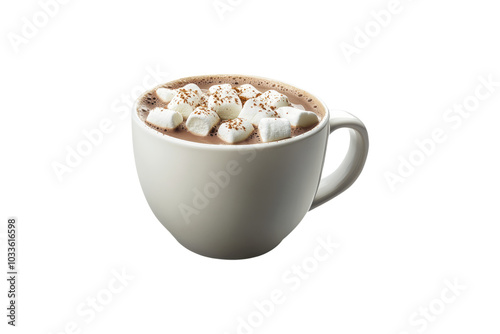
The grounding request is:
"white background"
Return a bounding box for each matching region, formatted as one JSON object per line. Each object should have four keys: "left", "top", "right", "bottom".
{"left": 1, "top": 0, "right": 500, "bottom": 333}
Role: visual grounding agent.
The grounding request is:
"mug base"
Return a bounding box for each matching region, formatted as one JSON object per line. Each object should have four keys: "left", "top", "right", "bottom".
{"left": 175, "top": 238, "right": 283, "bottom": 260}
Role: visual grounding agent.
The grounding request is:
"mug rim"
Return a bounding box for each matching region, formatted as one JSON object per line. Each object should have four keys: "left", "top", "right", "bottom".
{"left": 132, "top": 74, "right": 330, "bottom": 151}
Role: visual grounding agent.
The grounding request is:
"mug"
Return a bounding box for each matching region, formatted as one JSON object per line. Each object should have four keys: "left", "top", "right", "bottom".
{"left": 132, "top": 75, "right": 369, "bottom": 259}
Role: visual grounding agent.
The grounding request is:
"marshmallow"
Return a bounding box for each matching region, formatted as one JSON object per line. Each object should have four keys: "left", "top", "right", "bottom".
{"left": 236, "top": 84, "right": 261, "bottom": 100}
{"left": 238, "top": 99, "right": 277, "bottom": 126}
{"left": 199, "top": 92, "right": 209, "bottom": 106}
{"left": 259, "top": 118, "right": 292, "bottom": 143}
{"left": 209, "top": 84, "right": 232, "bottom": 94}
{"left": 146, "top": 107, "right": 183, "bottom": 130}
{"left": 277, "top": 107, "right": 320, "bottom": 127}
{"left": 186, "top": 107, "right": 220, "bottom": 136}
{"left": 208, "top": 89, "right": 242, "bottom": 120}
{"left": 257, "top": 90, "right": 290, "bottom": 109}
{"left": 168, "top": 88, "right": 201, "bottom": 119}
{"left": 290, "top": 102, "right": 305, "bottom": 110}
{"left": 217, "top": 118, "right": 254, "bottom": 144}
{"left": 182, "top": 83, "right": 203, "bottom": 96}
{"left": 156, "top": 87, "right": 175, "bottom": 103}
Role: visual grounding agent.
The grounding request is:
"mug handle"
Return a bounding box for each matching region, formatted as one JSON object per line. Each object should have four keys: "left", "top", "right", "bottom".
{"left": 310, "top": 110, "right": 369, "bottom": 210}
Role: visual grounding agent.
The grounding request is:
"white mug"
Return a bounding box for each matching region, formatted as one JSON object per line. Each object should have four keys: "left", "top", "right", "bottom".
{"left": 132, "top": 75, "right": 369, "bottom": 259}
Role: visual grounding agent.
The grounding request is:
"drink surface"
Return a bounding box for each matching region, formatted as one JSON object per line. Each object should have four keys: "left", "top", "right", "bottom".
{"left": 136, "top": 75, "right": 325, "bottom": 145}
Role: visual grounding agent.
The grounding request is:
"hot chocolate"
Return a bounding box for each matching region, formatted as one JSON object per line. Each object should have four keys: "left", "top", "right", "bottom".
{"left": 136, "top": 75, "right": 325, "bottom": 145}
